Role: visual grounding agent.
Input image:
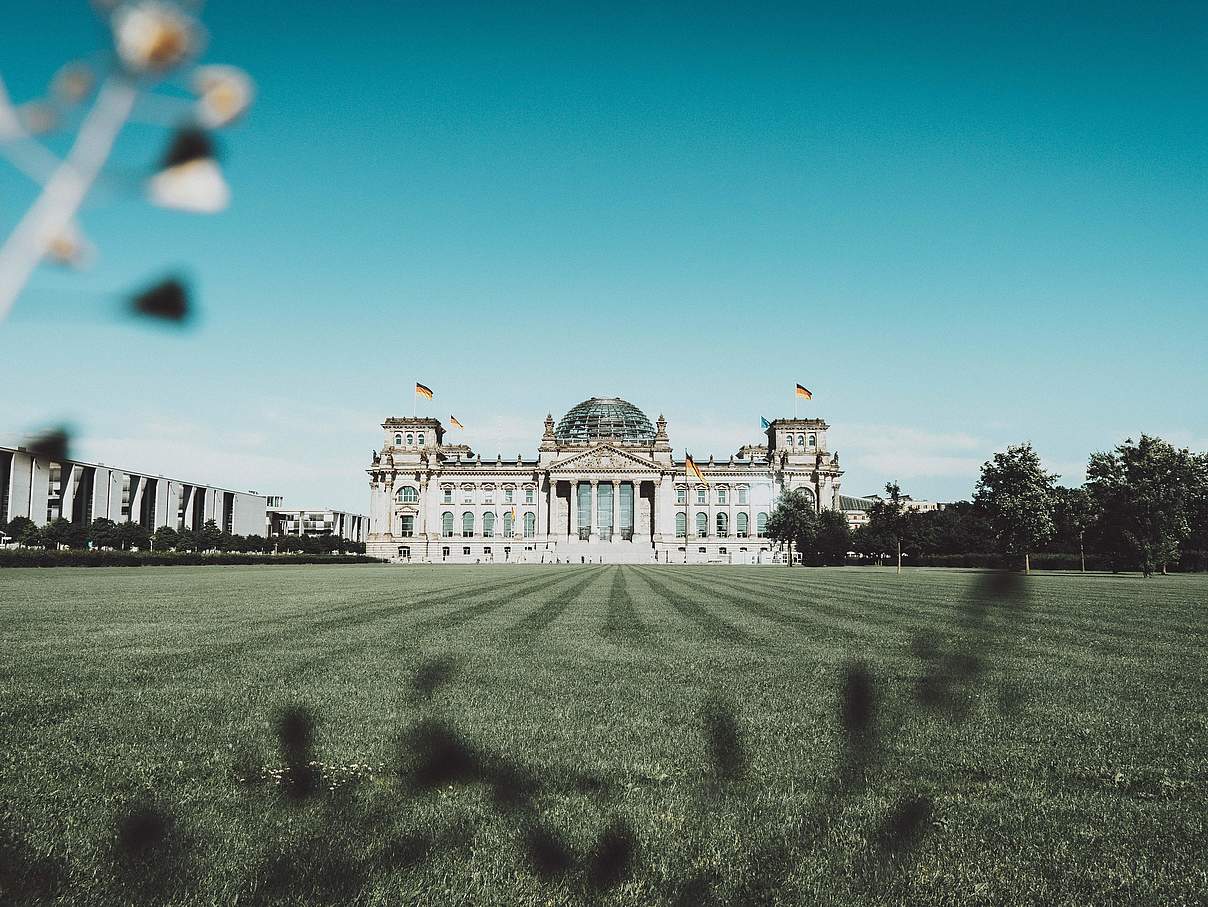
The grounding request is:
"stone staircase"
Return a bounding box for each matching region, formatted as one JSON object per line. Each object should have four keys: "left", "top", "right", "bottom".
{"left": 549, "top": 540, "right": 657, "bottom": 564}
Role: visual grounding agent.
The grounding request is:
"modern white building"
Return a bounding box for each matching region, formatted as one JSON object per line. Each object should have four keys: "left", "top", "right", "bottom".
{"left": 267, "top": 506, "right": 367, "bottom": 542}
{"left": 366, "top": 396, "right": 844, "bottom": 564}
{"left": 0, "top": 444, "right": 267, "bottom": 536}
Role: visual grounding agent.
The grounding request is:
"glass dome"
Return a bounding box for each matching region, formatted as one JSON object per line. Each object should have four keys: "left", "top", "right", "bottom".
{"left": 555, "top": 397, "right": 656, "bottom": 443}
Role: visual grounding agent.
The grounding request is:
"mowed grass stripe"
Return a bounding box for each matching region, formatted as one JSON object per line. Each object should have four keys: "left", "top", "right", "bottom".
{"left": 665, "top": 568, "right": 914, "bottom": 642}
{"left": 599, "top": 566, "right": 654, "bottom": 645}
{"left": 630, "top": 567, "right": 760, "bottom": 646}
{"left": 409, "top": 569, "right": 593, "bottom": 634}
{"left": 506, "top": 568, "right": 608, "bottom": 639}
{"left": 133, "top": 569, "right": 571, "bottom": 676}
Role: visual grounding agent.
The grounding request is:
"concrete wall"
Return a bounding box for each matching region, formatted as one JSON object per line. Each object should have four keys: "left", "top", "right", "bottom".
{"left": 0, "top": 446, "right": 268, "bottom": 537}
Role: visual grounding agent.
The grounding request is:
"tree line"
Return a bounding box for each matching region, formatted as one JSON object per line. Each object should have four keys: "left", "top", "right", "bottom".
{"left": 766, "top": 434, "right": 1208, "bottom": 574}
{"left": 0, "top": 516, "right": 366, "bottom": 556}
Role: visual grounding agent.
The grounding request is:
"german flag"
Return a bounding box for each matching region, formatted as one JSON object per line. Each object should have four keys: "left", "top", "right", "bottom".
{"left": 449, "top": 414, "right": 464, "bottom": 430}
{"left": 415, "top": 382, "right": 434, "bottom": 400}
{"left": 795, "top": 383, "right": 812, "bottom": 400}
{"left": 685, "top": 454, "right": 708, "bottom": 485}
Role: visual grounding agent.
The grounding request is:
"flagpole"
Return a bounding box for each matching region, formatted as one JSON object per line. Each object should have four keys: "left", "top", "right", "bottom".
{"left": 684, "top": 451, "right": 689, "bottom": 565}
{"left": 412, "top": 380, "right": 416, "bottom": 419}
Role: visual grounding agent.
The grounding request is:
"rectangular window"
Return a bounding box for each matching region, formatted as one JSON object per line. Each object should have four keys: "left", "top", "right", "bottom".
{"left": 505, "top": 488, "right": 514, "bottom": 504}
{"left": 738, "top": 486, "right": 749, "bottom": 504}
{"left": 717, "top": 487, "right": 728, "bottom": 505}
{"left": 442, "top": 488, "right": 452, "bottom": 504}
{"left": 525, "top": 488, "right": 535, "bottom": 504}
{"left": 696, "top": 487, "right": 706, "bottom": 505}
{"left": 676, "top": 487, "right": 687, "bottom": 506}
{"left": 463, "top": 546, "right": 471, "bottom": 555}
{"left": 596, "top": 482, "right": 613, "bottom": 535}
{"left": 462, "top": 490, "right": 473, "bottom": 504}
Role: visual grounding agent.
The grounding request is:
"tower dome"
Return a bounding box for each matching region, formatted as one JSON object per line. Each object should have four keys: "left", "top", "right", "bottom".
{"left": 554, "top": 396, "right": 656, "bottom": 443}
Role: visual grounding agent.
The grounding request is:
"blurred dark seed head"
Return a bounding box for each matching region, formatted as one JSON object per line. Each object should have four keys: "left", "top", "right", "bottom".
{"left": 914, "top": 673, "right": 950, "bottom": 711}
{"left": 117, "top": 804, "right": 170, "bottom": 860}
{"left": 274, "top": 704, "right": 314, "bottom": 754}
{"left": 944, "top": 650, "right": 982, "bottom": 679}
{"left": 977, "top": 570, "right": 1026, "bottom": 601}
{"left": 161, "top": 126, "right": 216, "bottom": 169}
{"left": 702, "top": 695, "right": 747, "bottom": 783}
{"left": 487, "top": 759, "right": 539, "bottom": 812}
{"left": 522, "top": 822, "right": 574, "bottom": 879}
{"left": 909, "top": 633, "right": 940, "bottom": 661}
{"left": 26, "top": 426, "right": 71, "bottom": 462}
{"left": 876, "top": 794, "right": 933, "bottom": 855}
{"left": 399, "top": 718, "right": 479, "bottom": 790}
{"left": 274, "top": 703, "right": 319, "bottom": 800}
{"left": 586, "top": 817, "right": 638, "bottom": 890}
{"left": 376, "top": 832, "right": 432, "bottom": 872}
{"left": 412, "top": 655, "right": 458, "bottom": 699}
{"left": 839, "top": 661, "right": 876, "bottom": 741}
{"left": 130, "top": 276, "right": 192, "bottom": 324}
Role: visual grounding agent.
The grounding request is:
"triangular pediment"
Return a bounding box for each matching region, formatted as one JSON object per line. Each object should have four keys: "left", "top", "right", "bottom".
{"left": 549, "top": 444, "right": 659, "bottom": 474}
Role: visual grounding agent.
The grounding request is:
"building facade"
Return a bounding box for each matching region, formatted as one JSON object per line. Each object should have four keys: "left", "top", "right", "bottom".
{"left": 267, "top": 506, "right": 367, "bottom": 542}
{"left": 0, "top": 444, "right": 267, "bottom": 536}
{"left": 366, "top": 396, "right": 843, "bottom": 564}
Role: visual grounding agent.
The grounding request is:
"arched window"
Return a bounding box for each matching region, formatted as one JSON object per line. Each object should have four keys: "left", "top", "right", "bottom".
{"left": 796, "top": 433, "right": 805, "bottom": 446}
{"left": 441, "top": 512, "right": 454, "bottom": 537}
{"left": 405, "top": 433, "right": 414, "bottom": 446}
{"left": 675, "top": 512, "right": 687, "bottom": 537}
{"left": 756, "top": 512, "right": 768, "bottom": 537}
{"left": 397, "top": 486, "right": 418, "bottom": 503}
{"left": 417, "top": 434, "right": 425, "bottom": 446}
{"left": 523, "top": 512, "right": 536, "bottom": 537}
{"left": 737, "top": 512, "right": 749, "bottom": 537}
{"left": 483, "top": 511, "right": 495, "bottom": 537}
{"left": 504, "top": 511, "right": 515, "bottom": 537}
{"left": 716, "top": 486, "right": 728, "bottom": 505}
{"left": 716, "top": 512, "right": 729, "bottom": 536}
{"left": 400, "top": 515, "right": 415, "bottom": 537}
{"left": 695, "top": 512, "right": 708, "bottom": 537}
{"left": 808, "top": 433, "right": 816, "bottom": 447}
{"left": 394, "top": 433, "right": 402, "bottom": 446}
{"left": 462, "top": 512, "right": 474, "bottom": 537}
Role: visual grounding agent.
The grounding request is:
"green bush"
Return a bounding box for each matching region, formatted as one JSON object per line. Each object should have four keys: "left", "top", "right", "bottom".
{"left": 0, "top": 550, "right": 382, "bottom": 568}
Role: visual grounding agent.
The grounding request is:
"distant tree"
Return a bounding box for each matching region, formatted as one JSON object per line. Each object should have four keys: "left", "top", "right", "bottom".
{"left": 243, "top": 534, "right": 270, "bottom": 553}
{"left": 1051, "top": 486, "right": 1096, "bottom": 572}
{"left": 812, "top": 510, "right": 851, "bottom": 565}
{"left": 1183, "top": 455, "right": 1208, "bottom": 571}
{"left": 7, "top": 516, "right": 38, "bottom": 546}
{"left": 217, "top": 530, "right": 234, "bottom": 551}
{"left": 116, "top": 521, "right": 151, "bottom": 551}
{"left": 199, "top": 519, "right": 223, "bottom": 552}
{"left": 765, "top": 489, "right": 819, "bottom": 566}
{"left": 87, "top": 518, "right": 119, "bottom": 549}
{"left": 1085, "top": 435, "right": 1200, "bottom": 576}
{"left": 867, "top": 482, "right": 910, "bottom": 574}
{"left": 39, "top": 517, "right": 85, "bottom": 550}
{"left": 176, "top": 528, "right": 200, "bottom": 552}
{"left": 974, "top": 443, "right": 1057, "bottom": 574}
{"left": 152, "top": 525, "right": 180, "bottom": 550}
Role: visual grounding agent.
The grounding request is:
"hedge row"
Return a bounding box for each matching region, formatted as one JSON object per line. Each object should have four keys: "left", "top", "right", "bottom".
{"left": 0, "top": 550, "right": 383, "bottom": 568}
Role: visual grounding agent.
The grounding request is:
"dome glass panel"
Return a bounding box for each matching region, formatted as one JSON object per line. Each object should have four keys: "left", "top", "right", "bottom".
{"left": 554, "top": 397, "right": 656, "bottom": 443}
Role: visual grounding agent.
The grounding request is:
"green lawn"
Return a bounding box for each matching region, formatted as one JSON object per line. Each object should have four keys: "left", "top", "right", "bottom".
{"left": 1, "top": 565, "right": 1205, "bottom": 905}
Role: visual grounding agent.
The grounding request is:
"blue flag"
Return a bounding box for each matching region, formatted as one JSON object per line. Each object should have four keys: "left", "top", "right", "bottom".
{"left": 760, "top": 416, "right": 770, "bottom": 430}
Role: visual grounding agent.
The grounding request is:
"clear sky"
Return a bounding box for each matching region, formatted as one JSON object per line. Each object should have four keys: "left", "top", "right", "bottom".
{"left": 2, "top": 1, "right": 1206, "bottom": 514}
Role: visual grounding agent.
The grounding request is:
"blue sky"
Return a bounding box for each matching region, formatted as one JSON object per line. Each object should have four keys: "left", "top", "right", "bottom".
{"left": 2, "top": 1, "right": 1206, "bottom": 513}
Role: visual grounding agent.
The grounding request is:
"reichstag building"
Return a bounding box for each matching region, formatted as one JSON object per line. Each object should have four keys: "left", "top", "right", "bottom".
{"left": 366, "top": 396, "right": 843, "bottom": 563}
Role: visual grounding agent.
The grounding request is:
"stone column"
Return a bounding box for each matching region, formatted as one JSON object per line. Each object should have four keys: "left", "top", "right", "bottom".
{"left": 611, "top": 479, "right": 620, "bottom": 541}
{"left": 588, "top": 480, "right": 599, "bottom": 540}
